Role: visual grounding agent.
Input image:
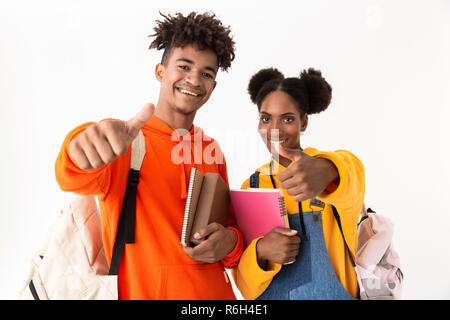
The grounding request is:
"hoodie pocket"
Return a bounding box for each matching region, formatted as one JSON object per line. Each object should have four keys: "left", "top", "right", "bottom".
{"left": 155, "top": 263, "right": 234, "bottom": 300}
{"left": 155, "top": 266, "right": 168, "bottom": 300}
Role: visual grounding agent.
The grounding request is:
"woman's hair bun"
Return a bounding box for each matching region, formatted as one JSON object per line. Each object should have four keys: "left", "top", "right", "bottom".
{"left": 299, "top": 68, "right": 332, "bottom": 114}
{"left": 248, "top": 68, "right": 284, "bottom": 104}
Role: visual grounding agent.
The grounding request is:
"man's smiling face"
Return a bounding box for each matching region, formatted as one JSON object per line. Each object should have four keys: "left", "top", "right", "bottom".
{"left": 155, "top": 45, "right": 218, "bottom": 117}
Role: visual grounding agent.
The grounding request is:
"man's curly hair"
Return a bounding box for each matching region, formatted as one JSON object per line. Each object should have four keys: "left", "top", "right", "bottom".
{"left": 149, "top": 11, "right": 235, "bottom": 71}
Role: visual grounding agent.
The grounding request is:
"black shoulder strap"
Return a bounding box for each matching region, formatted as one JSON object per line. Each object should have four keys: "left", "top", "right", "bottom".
{"left": 249, "top": 171, "right": 260, "bottom": 188}
{"left": 358, "top": 207, "right": 375, "bottom": 226}
{"left": 108, "top": 168, "right": 140, "bottom": 275}
{"left": 108, "top": 130, "right": 145, "bottom": 276}
{"left": 331, "top": 205, "right": 356, "bottom": 268}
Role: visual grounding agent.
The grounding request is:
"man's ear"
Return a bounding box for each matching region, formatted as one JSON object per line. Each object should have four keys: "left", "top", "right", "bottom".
{"left": 155, "top": 63, "right": 165, "bottom": 83}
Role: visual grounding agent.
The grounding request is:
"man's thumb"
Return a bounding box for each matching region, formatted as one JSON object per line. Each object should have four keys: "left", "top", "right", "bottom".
{"left": 126, "top": 103, "right": 155, "bottom": 138}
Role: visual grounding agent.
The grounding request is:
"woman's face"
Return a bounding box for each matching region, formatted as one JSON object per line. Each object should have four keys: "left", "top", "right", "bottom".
{"left": 258, "top": 90, "right": 308, "bottom": 159}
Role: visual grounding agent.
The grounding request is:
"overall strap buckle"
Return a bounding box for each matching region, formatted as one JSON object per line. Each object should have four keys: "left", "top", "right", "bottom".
{"left": 309, "top": 198, "right": 325, "bottom": 222}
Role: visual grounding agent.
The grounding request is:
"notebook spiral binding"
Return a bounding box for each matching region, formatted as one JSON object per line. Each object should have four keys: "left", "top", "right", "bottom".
{"left": 279, "top": 195, "right": 287, "bottom": 218}
{"left": 279, "top": 194, "right": 290, "bottom": 228}
{"left": 181, "top": 167, "right": 196, "bottom": 245}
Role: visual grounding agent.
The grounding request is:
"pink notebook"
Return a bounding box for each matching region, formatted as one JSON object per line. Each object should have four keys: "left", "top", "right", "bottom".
{"left": 230, "top": 189, "right": 289, "bottom": 248}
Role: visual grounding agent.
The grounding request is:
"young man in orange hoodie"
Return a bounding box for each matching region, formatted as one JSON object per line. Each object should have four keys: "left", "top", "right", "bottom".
{"left": 55, "top": 12, "right": 243, "bottom": 300}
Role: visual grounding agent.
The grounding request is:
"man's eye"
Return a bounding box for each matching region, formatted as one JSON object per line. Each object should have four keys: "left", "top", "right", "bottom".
{"left": 202, "top": 72, "right": 213, "bottom": 79}
{"left": 178, "top": 65, "right": 189, "bottom": 70}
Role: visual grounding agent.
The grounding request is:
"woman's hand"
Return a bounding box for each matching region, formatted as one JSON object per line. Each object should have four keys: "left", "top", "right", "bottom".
{"left": 277, "top": 146, "right": 339, "bottom": 202}
{"left": 256, "top": 227, "right": 301, "bottom": 269}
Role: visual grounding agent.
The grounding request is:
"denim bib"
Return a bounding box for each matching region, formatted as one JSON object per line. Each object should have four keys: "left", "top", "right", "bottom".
{"left": 250, "top": 169, "right": 354, "bottom": 300}
{"left": 256, "top": 209, "right": 353, "bottom": 300}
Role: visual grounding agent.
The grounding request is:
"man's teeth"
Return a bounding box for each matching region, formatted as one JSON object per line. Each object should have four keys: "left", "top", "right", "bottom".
{"left": 180, "top": 89, "right": 199, "bottom": 96}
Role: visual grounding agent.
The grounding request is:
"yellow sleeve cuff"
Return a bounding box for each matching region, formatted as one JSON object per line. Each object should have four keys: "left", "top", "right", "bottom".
{"left": 232, "top": 237, "right": 281, "bottom": 300}
{"left": 313, "top": 150, "right": 347, "bottom": 203}
{"left": 314, "top": 149, "right": 365, "bottom": 217}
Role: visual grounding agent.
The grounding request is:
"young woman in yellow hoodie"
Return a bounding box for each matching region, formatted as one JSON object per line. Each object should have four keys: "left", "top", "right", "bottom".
{"left": 232, "top": 68, "right": 365, "bottom": 300}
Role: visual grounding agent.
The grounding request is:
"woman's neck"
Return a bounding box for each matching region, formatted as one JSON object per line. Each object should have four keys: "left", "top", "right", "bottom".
{"left": 275, "top": 145, "right": 303, "bottom": 168}
{"left": 278, "top": 155, "right": 292, "bottom": 168}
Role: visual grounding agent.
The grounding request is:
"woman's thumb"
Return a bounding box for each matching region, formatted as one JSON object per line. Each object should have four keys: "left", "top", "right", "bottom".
{"left": 276, "top": 227, "right": 298, "bottom": 236}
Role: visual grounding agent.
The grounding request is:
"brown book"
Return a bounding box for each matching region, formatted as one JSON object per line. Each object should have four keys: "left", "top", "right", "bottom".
{"left": 181, "top": 167, "right": 230, "bottom": 247}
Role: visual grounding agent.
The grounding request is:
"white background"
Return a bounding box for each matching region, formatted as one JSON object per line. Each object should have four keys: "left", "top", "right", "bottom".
{"left": 1, "top": 0, "right": 449, "bottom": 299}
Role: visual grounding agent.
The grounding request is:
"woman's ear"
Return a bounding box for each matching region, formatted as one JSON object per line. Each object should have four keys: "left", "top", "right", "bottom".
{"left": 155, "top": 63, "right": 165, "bottom": 83}
{"left": 301, "top": 113, "right": 308, "bottom": 133}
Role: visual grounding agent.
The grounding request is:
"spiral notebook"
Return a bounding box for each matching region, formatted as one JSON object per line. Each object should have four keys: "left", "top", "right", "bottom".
{"left": 181, "top": 167, "right": 230, "bottom": 247}
{"left": 230, "top": 189, "right": 289, "bottom": 248}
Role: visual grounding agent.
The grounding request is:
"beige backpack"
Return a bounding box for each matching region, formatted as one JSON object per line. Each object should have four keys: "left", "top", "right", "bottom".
{"left": 18, "top": 131, "right": 145, "bottom": 300}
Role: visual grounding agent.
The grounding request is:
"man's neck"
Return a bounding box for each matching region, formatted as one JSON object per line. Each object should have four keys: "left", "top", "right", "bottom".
{"left": 153, "top": 102, "right": 196, "bottom": 132}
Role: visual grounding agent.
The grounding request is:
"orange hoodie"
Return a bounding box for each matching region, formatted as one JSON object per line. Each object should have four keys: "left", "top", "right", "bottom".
{"left": 55, "top": 116, "right": 243, "bottom": 300}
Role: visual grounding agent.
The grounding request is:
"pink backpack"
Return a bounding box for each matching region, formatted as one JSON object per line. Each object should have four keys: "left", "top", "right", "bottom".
{"left": 355, "top": 205, "right": 403, "bottom": 299}
{"left": 333, "top": 204, "right": 403, "bottom": 299}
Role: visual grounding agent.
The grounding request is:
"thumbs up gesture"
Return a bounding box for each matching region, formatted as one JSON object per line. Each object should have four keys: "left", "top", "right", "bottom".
{"left": 276, "top": 143, "right": 339, "bottom": 203}
{"left": 69, "top": 103, "right": 155, "bottom": 170}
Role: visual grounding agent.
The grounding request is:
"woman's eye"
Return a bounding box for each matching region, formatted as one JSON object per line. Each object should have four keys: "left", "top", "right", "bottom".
{"left": 260, "top": 117, "right": 270, "bottom": 123}
{"left": 283, "top": 117, "right": 294, "bottom": 123}
{"left": 178, "top": 65, "right": 189, "bottom": 71}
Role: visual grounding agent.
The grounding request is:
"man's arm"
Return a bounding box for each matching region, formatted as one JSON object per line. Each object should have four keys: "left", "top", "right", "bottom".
{"left": 55, "top": 103, "right": 154, "bottom": 194}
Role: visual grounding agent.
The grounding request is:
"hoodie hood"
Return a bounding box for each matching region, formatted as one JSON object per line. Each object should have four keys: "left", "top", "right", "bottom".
{"left": 141, "top": 115, "right": 207, "bottom": 199}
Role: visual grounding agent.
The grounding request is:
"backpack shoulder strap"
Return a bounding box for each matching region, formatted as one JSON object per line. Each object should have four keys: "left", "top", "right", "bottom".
{"left": 109, "top": 130, "right": 146, "bottom": 275}
{"left": 130, "top": 130, "right": 146, "bottom": 171}
{"left": 331, "top": 205, "right": 356, "bottom": 268}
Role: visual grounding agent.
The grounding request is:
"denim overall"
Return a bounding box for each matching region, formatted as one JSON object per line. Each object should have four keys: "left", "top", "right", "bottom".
{"left": 250, "top": 168, "right": 354, "bottom": 300}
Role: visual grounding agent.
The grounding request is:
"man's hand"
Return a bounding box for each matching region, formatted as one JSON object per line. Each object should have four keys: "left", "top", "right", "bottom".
{"left": 256, "top": 227, "right": 300, "bottom": 269}
{"left": 69, "top": 103, "right": 155, "bottom": 170}
{"left": 183, "top": 223, "right": 237, "bottom": 263}
{"left": 276, "top": 145, "right": 339, "bottom": 203}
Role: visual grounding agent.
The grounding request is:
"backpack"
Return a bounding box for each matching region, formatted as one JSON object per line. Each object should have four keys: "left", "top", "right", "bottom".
{"left": 18, "top": 130, "right": 146, "bottom": 300}
{"left": 352, "top": 205, "right": 403, "bottom": 300}
{"left": 249, "top": 171, "right": 403, "bottom": 300}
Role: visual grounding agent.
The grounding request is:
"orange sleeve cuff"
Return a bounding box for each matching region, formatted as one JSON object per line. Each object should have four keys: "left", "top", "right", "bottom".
{"left": 220, "top": 225, "right": 244, "bottom": 269}
{"left": 54, "top": 121, "right": 110, "bottom": 195}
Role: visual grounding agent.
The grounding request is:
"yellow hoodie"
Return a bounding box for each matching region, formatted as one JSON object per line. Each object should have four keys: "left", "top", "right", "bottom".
{"left": 232, "top": 147, "right": 365, "bottom": 299}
